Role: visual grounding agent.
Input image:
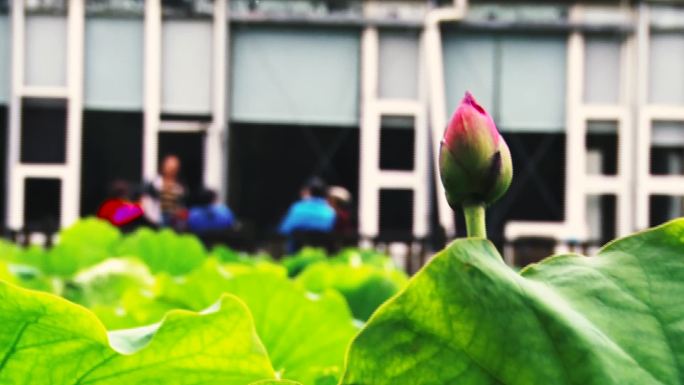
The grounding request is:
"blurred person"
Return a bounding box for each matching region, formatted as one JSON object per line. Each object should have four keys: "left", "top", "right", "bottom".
{"left": 97, "top": 180, "right": 144, "bottom": 227}
{"left": 141, "top": 155, "right": 187, "bottom": 229}
{"left": 187, "top": 188, "right": 236, "bottom": 233}
{"left": 328, "top": 185, "right": 353, "bottom": 234}
{"left": 279, "top": 177, "right": 336, "bottom": 236}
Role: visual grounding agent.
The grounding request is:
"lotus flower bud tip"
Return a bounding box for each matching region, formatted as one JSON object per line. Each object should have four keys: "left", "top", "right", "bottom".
{"left": 439, "top": 91, "right": 513, "bottom": 209}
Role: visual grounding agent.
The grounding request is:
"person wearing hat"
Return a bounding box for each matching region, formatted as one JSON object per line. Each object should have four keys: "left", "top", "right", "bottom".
{"left": 327, "top": 185, "right": 353, "bottom": 235}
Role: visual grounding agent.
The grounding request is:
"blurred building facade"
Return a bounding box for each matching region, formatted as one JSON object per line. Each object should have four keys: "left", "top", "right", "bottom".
{"left": 0, "top": 0, "right": 683, "bottom": 251}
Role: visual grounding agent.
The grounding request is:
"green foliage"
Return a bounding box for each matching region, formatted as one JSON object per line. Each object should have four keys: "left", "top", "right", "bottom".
{"left": 0, "top": 221, "right": 405, "bottom": 384}
{"left": 62, "top": 257, "right": 154, "bottom": 308}
{"left": 154, "top": 260, "right": 358, "bottom": 385}
{"left": 296, "top": 252, "right": 408, "bottom": 321}
{"left": 52, "top": 218, "right": 121, "bottom": 275}
{"left": 0, "top": 280, "right": 278, "bottom": 384}
{"left": 0, "top": 239, "right": 22, "bottom": 263}
{"left": 58, "top": 217, "right": 121, "bottom": 252}
{"left": 341, "top": 219, "right": 684, "bottom": 385}
{"left": 4, "top": 215, "right": 683, "bottom": 384}
{"left": 90, "top": 289, "right": 174, "bottom": 330}
{"left": 0, "top": 241, "right": 57, "bottom": 293}
{"left": 281, "top": 247, "right": 327, "bottom": 277}
{"left": 333, "top": 248, "right": 397, "bottom": 269}
{"left": 210, "top": 246, "right": 287, "bottom": 277}
{"left": 211, "top": 245, "right": 274, "bottom": 264}
{"left": 0, "top": 259, "right": 17, "bottom": 284}
{"left": 116, "top": 228, "right": 206, "bottom": 275}
{"left": 9, "top": 219, "right": 121, "bottom": 277}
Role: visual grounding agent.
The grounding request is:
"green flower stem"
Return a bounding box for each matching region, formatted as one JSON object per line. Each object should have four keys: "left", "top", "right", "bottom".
{"left": 463, "top": 203, "right": 487, "bottom": 238}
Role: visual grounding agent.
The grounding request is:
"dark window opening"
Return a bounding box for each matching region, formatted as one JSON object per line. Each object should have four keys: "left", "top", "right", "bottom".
{"left": 158, "top": 131, "right": 205, "bottom": 205}
{"left": 20, "top": 98, "right": 67, "bottom": 164}
{"left": 160, "top": 113, "right": 212, "bottom": 123}
{"left": 587, "top": 194, "right": 616, "bottom": 245}
{"left": 81, "top": 110, "right": 143, "bottom": 216}
{"left": 228, "top": 123, "right": 359, "bottom": 237}
{"left": 650, "top": 195, "right": 684, "bottom": 227}
{"left": 379, "top": 189, "right": 413, "bottom": 235}
{"left": 479, "top": 132, "right": 566, "bottom": 246}
{"left": 651, "top": 148, "right": 684, "bottom": 175}
{"left": 379, "top": 116, "right": 415, "bottom": 171}
{"left": 24, "top": 178, "right": 61, "bottom": 231}
{"left": 650, "top": 121, "right": 684, "bottom": 175}
{"left": 586, "top": 123, "right": 618, "bottom": 176}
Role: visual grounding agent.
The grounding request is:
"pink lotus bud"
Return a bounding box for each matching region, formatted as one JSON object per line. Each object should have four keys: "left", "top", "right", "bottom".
{"left": 439, "top": 92, "right": 513, "bottom": 209}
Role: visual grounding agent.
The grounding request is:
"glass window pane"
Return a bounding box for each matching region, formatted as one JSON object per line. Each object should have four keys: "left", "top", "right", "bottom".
{"left": 442, "top": 31, "right": 495, "bottom": 121}
{"left": 652, "top": 121, "right": 684, "bottom": 147}
{"left": 649, "top": 32, "right": 684, "bottom": 105}
{"left": 25, "top": 15, "right": 67, "bottom": 87}
{"left": 162, "top": 20, "right": 213, "bottom": 115}
{"left": 0, "top": 16, "right": 9, "bottom": 104}
{"left": 231, "top": 26, "right": 360, "bottom": 126}
{"left": 499, "top": 34, "right": 566, "bottom": 132}
{"left": 379, "top": 30, "right": 419, "bottom": 100}
{"left": 85, "top": 18, "right": 144, "bottom": 110}
{"left": 584, "top": 35, "right": 621, "bottom": 104}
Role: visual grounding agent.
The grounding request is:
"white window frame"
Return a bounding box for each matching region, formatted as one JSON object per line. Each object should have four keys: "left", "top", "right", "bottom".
{"left": 504, "top": 5, "right": 636, "bottom": 257}
{"left": 7, "top": 0, "right": 84, "bottom": 229}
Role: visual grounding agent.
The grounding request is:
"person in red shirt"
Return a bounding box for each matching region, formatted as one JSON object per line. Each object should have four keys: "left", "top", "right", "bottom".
{"left": 97, "top": 180, "right": 144, "bottom": 227}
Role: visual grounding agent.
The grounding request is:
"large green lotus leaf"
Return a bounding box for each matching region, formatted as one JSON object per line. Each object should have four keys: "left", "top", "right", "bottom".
{"left": 210, "top": 246, "right": 286, "bottom": 276}
{"left": 90, "top": 291, "right": 174, "bottom": 330}
{"left": 0, "top": 260, "right": 17, "bottom": 284}
{"left": 10, "top": 219, "right": 121, "bottom": 277}
{"left": 95, "top": 260, "right": 231, "bottom": 330}
{"left": 0, "top": 280, "right": 277, "bottom": 384}
{"left": 49, "top": 218, "right": 122, "bottom": 276}
{"left": 223, "top": 260, "right": 288, "bottom": 277}
{"left": 5, "top": 245, "right": 53, "bottom": 279}
{"left": 341, "top": 219, "right": 684, "bottom": 385}
{"left": 3, "top": 263, "right": 57, "bottom": 293}
{"left": 281, "top": 247, "right": 328, "bottom": 277}
{"left": 13, "top": 244, "right": 48, "bottom": 269}
{"left": 0, "top": 243, "right": 60, "bottom": 293}
{"left": 155, "top": 260, "right": 358, "bottom": 384}
{"left": 296, "top": 261, "right": 407, "bottom": 321}
{"left": 63, "top": 258, "right": 154, "bottom": 308}
{"left": 211, "top": 244, "right": 244, "bottom": 262}
{"left": 211, "top": 245, "right": 273, "bottom": 264}
{"left": 0, "top": 239, "right": 22, "bottom": 262}
{"left": 332, "top": 248, "right": 398, "bottom": 269}
{"left": 116, "top": 228, "right": 206, "bottom": 275}
{"left": 249, "top": 381, "right": 302, "bottom": 385}
{"left": 57, "top": 217, "right": 121, "bottom": 251}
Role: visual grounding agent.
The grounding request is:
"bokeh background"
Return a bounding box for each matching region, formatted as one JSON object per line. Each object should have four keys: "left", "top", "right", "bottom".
{"left": 1, "top": 0, "right": 683, "bottom": 267}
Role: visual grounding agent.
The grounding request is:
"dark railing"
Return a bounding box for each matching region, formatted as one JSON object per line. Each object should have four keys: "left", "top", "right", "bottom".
{"left": 197, "top": 228, "right": 434, "bottom": 274}
{"left": 0, "top": 226, "right": 604, "bottom": 275}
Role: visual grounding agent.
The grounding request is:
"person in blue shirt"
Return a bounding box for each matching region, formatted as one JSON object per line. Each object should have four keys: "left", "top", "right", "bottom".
{"left": 279, "top": 177, "right": 336, "bottom": 236}
{"left": 187, "top": 188, "right": 236, "bottom": 233}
